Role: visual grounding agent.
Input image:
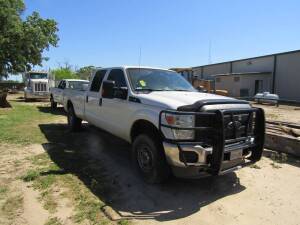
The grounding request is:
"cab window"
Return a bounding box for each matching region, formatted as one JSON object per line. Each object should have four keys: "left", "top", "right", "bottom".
{"left": 58, "top": 80, "right": 66, "bottom": 89}
{"left": 90, "top": 70, "right": 106, "bottom": 92}
{"left": 107, "top": 69, "right": 127, "bottom": 88}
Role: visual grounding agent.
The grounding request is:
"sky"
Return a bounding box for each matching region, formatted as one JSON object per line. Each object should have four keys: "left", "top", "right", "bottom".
{"left": 23, "top": 0, "right": 300, "bottom": 71}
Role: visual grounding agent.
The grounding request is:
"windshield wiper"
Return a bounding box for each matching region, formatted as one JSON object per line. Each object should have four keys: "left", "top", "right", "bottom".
{"left": 173, "top": 89, "right": 191, "bottom": 91}
{"left": 134, "top": 88, "right": 164, "bottom": 92}
{"left": 162, "top": 89, "right": 193, "bottom": 92}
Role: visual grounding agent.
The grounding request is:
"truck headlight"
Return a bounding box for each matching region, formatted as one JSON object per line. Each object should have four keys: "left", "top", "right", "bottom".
{"left": 161, "top": 113, "right": 195, "bottom": 140}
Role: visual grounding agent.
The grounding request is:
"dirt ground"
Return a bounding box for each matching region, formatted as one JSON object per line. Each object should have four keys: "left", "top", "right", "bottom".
{"left": 251, "top": 102, "right": 300, "bottom": 123}
{"left": 1, "top": 94, "right": 300, "bottom": 225}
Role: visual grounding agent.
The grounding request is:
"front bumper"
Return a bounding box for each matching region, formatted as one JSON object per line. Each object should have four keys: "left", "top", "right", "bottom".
{"left": 24, "top": 91, "right": 50, "bottom": 99}
{"left": 163, "top": 141, "right": 255, "bottom": 178}
{"left": 160, "top": 107, "right": 265, "bottom": 178}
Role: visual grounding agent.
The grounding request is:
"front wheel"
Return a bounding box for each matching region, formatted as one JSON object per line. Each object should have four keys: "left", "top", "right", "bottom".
{"left": 67, "top": 105, "right": 82, "bottom": 131}
{"left": 132, "top": 134, "right": 170, "bottom": 184}
{"left": 50, "top": 96, "right": 57, "bottom": 110}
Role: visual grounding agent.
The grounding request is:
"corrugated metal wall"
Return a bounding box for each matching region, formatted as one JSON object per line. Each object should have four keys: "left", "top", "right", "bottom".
{"left": 192, "top": 50, "right": 300, "bottom": 102}
{"left": 275, "top": 51, "right": 300, "bottom": 102}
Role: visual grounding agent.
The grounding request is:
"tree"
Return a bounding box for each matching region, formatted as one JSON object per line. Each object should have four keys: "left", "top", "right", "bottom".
{"left": 0, "top": 0, "right": 59, "bottom": 77}
{"left": 76, "top": 66, "right": 96, "bottom": 80}
{"left": 0, "top": 0, "right": 58, "bottom": 107}
{"left": 52, "top": 67, "right": 79, "bottom": 81}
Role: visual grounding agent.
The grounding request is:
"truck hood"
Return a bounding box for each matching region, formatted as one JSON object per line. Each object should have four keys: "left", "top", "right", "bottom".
{"left": 137, "top": 91, "right": 237, "bottom": 110}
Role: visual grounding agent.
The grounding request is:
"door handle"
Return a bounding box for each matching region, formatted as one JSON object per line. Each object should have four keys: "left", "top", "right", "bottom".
{"left": 99, "top": 98, "right": 102, "bottom": 106}
{"left": 86, "top": 96, "right": 89, "bottom": 103}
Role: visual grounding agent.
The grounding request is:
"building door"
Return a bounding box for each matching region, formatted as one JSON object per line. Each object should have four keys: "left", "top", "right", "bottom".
{"left": 255, "top": 80, "right": 263, "bottom": 94}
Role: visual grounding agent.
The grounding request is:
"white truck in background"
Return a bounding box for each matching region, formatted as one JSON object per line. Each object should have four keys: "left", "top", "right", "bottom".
{"left": 24, "top": 71, "right": 54, "bottom": 101}
{"left": 61, "top": 66, "right": 265, "bottom": 183}
{"left": 50, "top": 79, "right": 89, "bottom": 109}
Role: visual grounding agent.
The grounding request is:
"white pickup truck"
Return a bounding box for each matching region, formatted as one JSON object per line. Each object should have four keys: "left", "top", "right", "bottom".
{"left": 63, "top": 66, "right": 265, "bottom": 183}
{"left": 50, "top": 79, "right": 89, "bottom": 109}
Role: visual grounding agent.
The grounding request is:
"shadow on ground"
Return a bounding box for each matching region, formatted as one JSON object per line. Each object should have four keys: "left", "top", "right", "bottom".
{"left": 37, "top": 106, "right": 66, "bottom": 116}
{"left": 38, "top": 115, "right": 246, "bottom": 222}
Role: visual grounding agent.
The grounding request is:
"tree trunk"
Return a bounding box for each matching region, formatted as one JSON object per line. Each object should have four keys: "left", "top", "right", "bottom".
{"left": 0, "top": 91, "right": 11, "bottom": 108}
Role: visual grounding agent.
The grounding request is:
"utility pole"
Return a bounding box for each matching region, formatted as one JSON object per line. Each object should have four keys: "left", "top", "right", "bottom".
{"left": 208, "top": 39, "right": 212, "bottom": 64}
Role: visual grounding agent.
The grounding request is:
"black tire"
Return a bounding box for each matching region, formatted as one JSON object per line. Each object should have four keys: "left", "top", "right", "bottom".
{"left": 132, "top": 134, "right": 170, "bottom": 184}
{"left": 67, "top": 105, "right": 82, "bottom": 131}
{"left": 50, "top": 96, "right": 57, "bottom": 110}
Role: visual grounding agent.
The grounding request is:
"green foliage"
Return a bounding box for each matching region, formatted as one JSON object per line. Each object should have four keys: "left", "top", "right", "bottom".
{"left": 0, "top": 0, "right": 59, "bottom": 78}
{"left": 76, "top": 65, "right": 96, "bottom": 80}
{"left": 0, "top": 80, "right": 20, "bottom": 83}
{"left": 52, "top": 67, "right": 79, "bottom": 81}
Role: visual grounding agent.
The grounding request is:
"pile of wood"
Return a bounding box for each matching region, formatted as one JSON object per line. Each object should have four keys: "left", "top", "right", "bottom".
{"left": 265, "top": 120, "right": 300, "bottom": 157}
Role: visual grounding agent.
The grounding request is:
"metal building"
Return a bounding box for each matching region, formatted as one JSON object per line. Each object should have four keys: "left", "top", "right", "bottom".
{"left": 192, "top": 50, "right": 300, "bottom": 103}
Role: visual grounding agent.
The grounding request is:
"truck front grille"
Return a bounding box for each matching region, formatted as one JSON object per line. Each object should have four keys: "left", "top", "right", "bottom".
{"left": 34, "top": 83, "right": 47, "bottom": 92}
{"left": 223, "top": 113, "right": 253, "bottom": 141}
{"left": 195, "top": 110, "right": 255, "bottom": 145}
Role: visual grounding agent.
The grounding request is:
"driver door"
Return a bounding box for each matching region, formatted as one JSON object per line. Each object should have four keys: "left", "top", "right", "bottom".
{"left": 100, "top": 69, "right": 132, "bottom": 139}
{"left": 55, "top": 80, "right": 65, "bottom": 103}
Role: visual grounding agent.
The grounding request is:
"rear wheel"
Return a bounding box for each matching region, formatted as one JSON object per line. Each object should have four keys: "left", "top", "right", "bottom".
{"left": 132, "top": 134, "right": 170, "bottom": 184}
{"left": 50, "top": 96, "right": 57, "bottom": 110}
{"left": 67, "top": 105, "right": 82, "bottom": 131}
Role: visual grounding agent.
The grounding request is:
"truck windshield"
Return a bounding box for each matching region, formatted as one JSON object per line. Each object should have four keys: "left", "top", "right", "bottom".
{"left": 68, "top": 81, "right": 89, "bottom": 90}
{"left": 127, "top": 68, "right": 195, "bottom": 92}
{"left": 29, "top": 73, "right": 48, "bottom": 79}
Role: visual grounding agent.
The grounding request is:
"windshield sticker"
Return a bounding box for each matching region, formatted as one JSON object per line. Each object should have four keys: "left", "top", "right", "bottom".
{"left": 139, "top": 80, "right": 146, "bottom": 87}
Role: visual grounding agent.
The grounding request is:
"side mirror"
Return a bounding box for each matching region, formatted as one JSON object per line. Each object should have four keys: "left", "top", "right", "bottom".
{"left": 102, "top": 80, "right": 115, "bottom": 98}
{"left": 81, "top": 83, "right": 89, "bottom": 91}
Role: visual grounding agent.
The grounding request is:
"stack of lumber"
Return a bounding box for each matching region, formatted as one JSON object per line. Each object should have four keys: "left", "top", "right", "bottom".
{"left": 265, "top": 120, "right": 300, "bottom": 157}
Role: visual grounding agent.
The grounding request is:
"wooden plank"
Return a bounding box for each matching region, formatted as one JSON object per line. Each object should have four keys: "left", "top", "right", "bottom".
{"left": 265, "top": 132, "right": 300, "bottom": 157}
{"left": 266, "top": 120, "right": 300, "bottom": 130}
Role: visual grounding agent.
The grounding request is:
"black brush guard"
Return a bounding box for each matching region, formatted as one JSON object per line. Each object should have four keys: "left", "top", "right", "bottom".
{"left": 159, "top": 107, "right": 265, "bottom": 175}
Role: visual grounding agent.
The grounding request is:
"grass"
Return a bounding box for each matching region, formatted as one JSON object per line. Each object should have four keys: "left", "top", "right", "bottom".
{"left": 41, "top": 191, "right": 58, "bottom": 213}
{"left": 249, "top": 164, "right": 261, "bottom": 169}
{"left": 2, "top": 98, "right": 122, "bottom": 224}
{"left": 44, "top": 217, "right": 63, "bottom": 225}
{"left": 22, "top": 152, "right": 113, "bottom": 224}
{"left": 59, "top": 174, "right": 109, "bottom": 224}
{"left": 0, "top": 101, "right": 62, "bottom": 145}
{"left": 268, "top": 152, "right": 288, "bottom": 169}
{"left": 270, "top": 162, "right": 282, "bottom": 169}
{"left": 22, "top": 154, "right": 59, "bottom": 213}
{"left": 22, "top": 169, "right": 40, "bottom": 182}
{"left": 270, "top": 152, "right": 288, "bottom": 163}
{"left": 118, "top": 219, "right": 130, "bottom": 225}
{"left": 1, "top": 194, "right": 24, "bottom": 219}
{"left": 0, "top": 186, "right": 8, "bottom": 199}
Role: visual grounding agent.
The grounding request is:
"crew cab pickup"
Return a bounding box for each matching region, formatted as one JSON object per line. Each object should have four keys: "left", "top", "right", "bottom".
{"left": 50, "top": 79, "right": 89, "bottom": 109}
{"left": 63, "top": 66, "right": 265, "bottom": 183}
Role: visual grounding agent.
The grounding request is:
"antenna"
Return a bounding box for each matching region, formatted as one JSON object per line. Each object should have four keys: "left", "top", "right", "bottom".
{"left": 138, "top": 46, "right": 142, "bottom": 68}
{"left": 208, "top": 39, "right": 212, "bottom": 64}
